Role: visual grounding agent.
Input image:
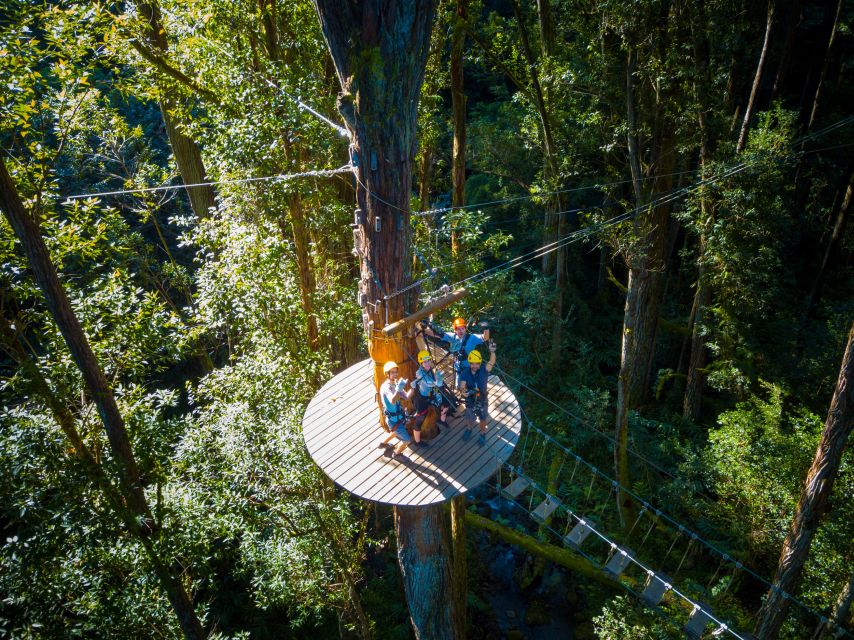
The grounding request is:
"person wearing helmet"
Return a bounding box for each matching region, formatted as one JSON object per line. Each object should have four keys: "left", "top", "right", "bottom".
{"left": 380, "top": 360, "right": 425, "bottom": 458}
{"left": 412, "top": 349, "right": 451, "bottom": 432}
{"left": 423, "top": 316, "right": 489, "bottom": 383}
{"left": 456, "top": 340, "right": 497, "bottom": 446}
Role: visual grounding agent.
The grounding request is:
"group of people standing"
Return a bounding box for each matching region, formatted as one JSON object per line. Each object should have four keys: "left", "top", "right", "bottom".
{"left": 380, "top": 317, "right": 497, "bottom": 459}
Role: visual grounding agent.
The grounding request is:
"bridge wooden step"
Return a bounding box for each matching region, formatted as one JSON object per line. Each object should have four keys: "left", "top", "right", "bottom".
{"left": 500, "top": 476, "right": 530, "bottom": 500}
{"left": 684, "top": 603, "right": 714, "bottom": 639}
{"left": 563, "top": 516, "right": 596, "bottom": 549}
{"left": 640, "top": 571, "right": 671, "bottom": 607}
{"left": 531, "top": 495, "right": 561, "bottom": 523}
{"left": 604, "top": 546, "right": 635, "bottom": 579}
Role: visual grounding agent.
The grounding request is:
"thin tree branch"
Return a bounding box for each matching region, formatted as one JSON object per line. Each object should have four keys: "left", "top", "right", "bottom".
{"left": 128, "top": 38, "right": 222, "bottom": 106}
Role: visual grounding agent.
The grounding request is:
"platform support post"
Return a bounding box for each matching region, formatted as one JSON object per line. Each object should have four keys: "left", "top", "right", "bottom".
{"left": 395, "top": 504, "right": 460, "bottom": 640}
{"left": 450, "top": 495, "right": 468, "bottom": 640}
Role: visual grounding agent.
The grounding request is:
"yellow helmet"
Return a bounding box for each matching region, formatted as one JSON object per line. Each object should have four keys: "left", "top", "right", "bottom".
{"left": 468, "top": 350, "right": 483, "bottom": 364}
{"left": 452, "top": 317, "right": 467, "bottom": 329}
{"left": 383, "top": 361, "right": 398, "bottom": 375}
{"left": 417, "top": 350, "right": 432, "bottom": 364}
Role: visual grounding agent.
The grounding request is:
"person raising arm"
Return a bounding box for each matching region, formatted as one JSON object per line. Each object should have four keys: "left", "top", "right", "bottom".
{"left": 457, "top": 340, "right": 496, "bottom": 446}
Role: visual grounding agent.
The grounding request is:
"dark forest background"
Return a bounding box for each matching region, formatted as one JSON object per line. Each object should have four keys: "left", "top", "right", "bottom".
{"left": 1, "top": 0, "right": 852, "bottom": 638}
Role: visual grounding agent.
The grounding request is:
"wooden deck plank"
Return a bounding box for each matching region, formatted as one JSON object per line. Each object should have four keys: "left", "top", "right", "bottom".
{"left": 386, "top": 399, "right": 521, "bottom": 505}
{"left": 303, "top": 363, "right": 372, "bottom": 447}
{"left": 306, "top": 398, "right": 377, "bottom": 466}
{"left": 304, "top": 359, "right": 367, "bottom": 413}
{"left": 336, "top": 381, "right": 519, "bottom": 505}
{"left": 330, "top": 386, "right": 519, "bottom": 505}
{"left": 355, "top": 406, "right": 519, "bottom": 506}
{"left": 302, "top": 355, "right": 522, "bottom": 506}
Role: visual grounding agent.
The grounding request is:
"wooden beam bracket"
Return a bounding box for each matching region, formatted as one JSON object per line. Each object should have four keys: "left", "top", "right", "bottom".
{"left": 381, "top": 287, "right": 467, "bottom": 337}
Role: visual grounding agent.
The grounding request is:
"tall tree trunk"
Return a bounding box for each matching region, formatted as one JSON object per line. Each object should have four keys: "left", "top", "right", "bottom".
{"left": 286, "top": 192, "right": 320, "bottom": 350}
{"left": 626, "top": 49, "right": 644, "bottom": 206}
{"left": 683, "top": 268, "right": 711, "bottom": 421}
{"left": 137, "top": 0, "right": 216, "bottom": 220}
{"left": 771, "top": 0, "right": 801, "bottom": 100}
{"left": 510, "top": 0, "right": 564, "bottom": 366}
{"left": 806, "top": 0, "right": 843, "bottom": 130}
{"left": 416, "top": 20, "right": 445, "bottom": 213}
{"left": 737, "top": 0, "right": 776, "bottom": 153}
{"left": 258, "top": 0, "right": 279, "bottom": 63}
{"left": 755, "top": 320, "right": 854, "bottom": 640}
{"left": 816, "top": 572, "right": 854, "bottom": 639}
{"left": 536, "top": 0, "right": 555, "bottom": 57}
{"left": 798, "top": 170, "right": 852, "bottom": 344}
{"left": 509, "top": 0, "right": 559, "bottom": 276}
{"left": 547, "top": 0, "right": 568, "bottom": 367}
{"left": 418, "top": 145, "right": 435, "bottom": 212}
{"left": 279, "top": 134, "right": 320, "bottom": 352}
{"left": 450, "top": 0, "right": 468, "bottom": 257}
{"left": 311, "top": 4, "right": 453, "bottom": 638}
{"left": 450, "top": 495, "right": 467, "bottom": 640}
{"left": 615, "top": 130, "right": 676, "bottom": 517}
{"left": 395, "top": 505, "right": 457, "bottom": 639}
{"left": 684, "top": 1, "right": 715, "bottom": 422}
{"left": 0, "top": 159, "right": 205, "bottom": 640}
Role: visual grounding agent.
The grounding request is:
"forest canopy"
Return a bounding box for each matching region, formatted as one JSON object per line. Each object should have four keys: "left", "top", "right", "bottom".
{"left": 1, "top": 1, "right": 852, "bottom": 639}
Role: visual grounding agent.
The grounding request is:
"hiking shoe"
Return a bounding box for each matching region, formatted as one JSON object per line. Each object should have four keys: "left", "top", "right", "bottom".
{"left": 391, "top": 450, "right": 407, "bottom": 461}
{"left": 462, "top": 428, "right": 472, "bottom": 442}
{"left": 411, "top": 440, "right": 429, "bottom": 449}
{"left": 436, "top": 420, "right": 449, "bottom": 430}
{"left": 478, "top": 433, "right": 486, "bottom": 446}
{"left": 382, "top": 445, "right": 393, "bottom": 458}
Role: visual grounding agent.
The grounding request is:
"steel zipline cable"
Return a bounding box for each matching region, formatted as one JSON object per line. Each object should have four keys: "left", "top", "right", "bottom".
{"left": 64, "top": 165, "right": 352, "bottom": 201}
{"left": 409, "top": 114, "right": 854, "bottom": 302}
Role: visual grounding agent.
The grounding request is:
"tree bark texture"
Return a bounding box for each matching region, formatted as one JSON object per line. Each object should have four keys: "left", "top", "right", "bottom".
{"left": 450, "top": 0, "right": 467, "bottom": 257}
{"left": 737, "top": 0, "right": 776, "bottom": 153}
{"left": 807, "top": 0, "right": 843, "bottom": 130}
{"left": 312, "top": 0, "right": 437, "bottom": 383}
{"left": 614, "top": 130, "right": 676, "bottom": 511}
{"left": 311, "top": 5, "right": 457, "bottom": 639}
{"left": 285, "top": 192, "right": 320, "bottom": 350}
{"left": 816, "top": 572, "right": 854, "bottom": 638}
{"left": 137, "top": 0, "right": 216, "bottom": 220}
{"left": 450, "top": 495, "right": 467, "bottom": 640}
{"left": 395, "top": 504, "right": 458, "bottom": 640}
{"left": 0, "top": 159, "right": 205, "bottom": 640}
{"left": 755, "top": 320, "right": 854, "bottom": 640}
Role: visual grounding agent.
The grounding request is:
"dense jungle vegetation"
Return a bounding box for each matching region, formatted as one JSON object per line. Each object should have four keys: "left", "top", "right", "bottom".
{"left": 1, "top": 0, "right": 852, "bottom": 638}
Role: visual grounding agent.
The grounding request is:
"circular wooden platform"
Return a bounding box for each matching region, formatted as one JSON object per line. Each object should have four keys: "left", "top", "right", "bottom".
{"left": 302, "top": 357, "right": 522, "bottom": 506}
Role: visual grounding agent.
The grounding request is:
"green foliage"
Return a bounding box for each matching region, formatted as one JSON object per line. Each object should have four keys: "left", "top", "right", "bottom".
{"left": 701, "top": 384, "right": 854, "bottom": 611}
{"left": 592, "top": 595, "right": 681, "bottom": 640}
{"left": 2, "top": 0, "right": 853, "bottom": 637}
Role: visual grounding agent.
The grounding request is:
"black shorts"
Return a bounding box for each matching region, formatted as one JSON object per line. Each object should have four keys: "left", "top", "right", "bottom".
{"left": 414, "top": 391, "right": 449, "bottom": 414}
